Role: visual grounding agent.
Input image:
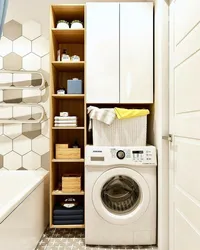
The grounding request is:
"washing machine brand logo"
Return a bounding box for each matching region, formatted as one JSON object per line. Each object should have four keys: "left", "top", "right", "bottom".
{"left": 93, "top": 150, "right": 102, "bottom": 153}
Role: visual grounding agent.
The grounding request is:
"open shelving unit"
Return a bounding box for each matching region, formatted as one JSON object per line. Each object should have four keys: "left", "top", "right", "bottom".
{"left": 50, "top": 4, "right": 86, "bottom": 229}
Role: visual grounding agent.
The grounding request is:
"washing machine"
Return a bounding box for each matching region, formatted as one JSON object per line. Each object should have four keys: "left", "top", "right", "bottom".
{"left": 85, "top": 145, "right": 157, "bottom": 246}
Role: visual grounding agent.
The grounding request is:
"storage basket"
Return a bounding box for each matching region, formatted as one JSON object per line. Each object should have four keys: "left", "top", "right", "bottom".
{"left": 92, "top": 116, "right": 147, "bottom": 146}
{"left": 62, "top": 174, "right": 81, "bottom": 192}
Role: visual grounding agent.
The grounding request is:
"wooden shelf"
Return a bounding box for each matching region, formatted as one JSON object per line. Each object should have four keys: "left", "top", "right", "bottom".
{"left": 52, "top": 94, "right": 84, "bottom": 99}
{"left": 52, "top": 28, "right": 84, "bottom": 43}
{"left": 52, "top": 5, "right": 84, "bottom": 21}
{"left": 52, "top": 126, "right": 84, "bottom": 130}
{"left": 52, "top": 61, "right": 84, "bottom": 71}
{"left": 51, "top": 224, "right": 85, "bottom": 229}
{"left": 52, "top": 190, "right": 84, "bottom": 195}
{"left": 52, "top": 158, "right": 84, "bottom": 163}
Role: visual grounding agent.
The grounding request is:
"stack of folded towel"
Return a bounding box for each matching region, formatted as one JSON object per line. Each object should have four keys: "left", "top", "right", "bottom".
{"left": 54, "top": 116, "right": 77, "bottom": 127}
{"left": 53, "top": 204, "right": 84, "bottom": 225}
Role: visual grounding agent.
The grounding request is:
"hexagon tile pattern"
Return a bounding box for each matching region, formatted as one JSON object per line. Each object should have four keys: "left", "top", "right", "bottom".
{"left": 22, "top": 20, "right": 41, "bottom": 41}
{"left": 3, "top": 52, "right": 22, "bottom": 71}
{"left": 0, "top": 18, "right": 50, "bottom": 171}
{"left": 3, "top": 20, "right": 22, "bottom": 41}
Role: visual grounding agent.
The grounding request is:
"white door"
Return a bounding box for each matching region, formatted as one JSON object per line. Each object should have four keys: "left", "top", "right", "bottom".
{"left": 120, "top": 3, "right": 153, "bottom": 104}
{"left": 86, "top": 3, "right": 119, "bottom": 103}
{"left": 169, "top": 1, "right": 200, "bottom": 249}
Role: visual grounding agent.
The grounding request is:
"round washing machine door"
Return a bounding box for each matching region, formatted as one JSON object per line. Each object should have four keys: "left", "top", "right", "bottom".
{"left": 92, "top": 167, "right": 150, "bottom": 225}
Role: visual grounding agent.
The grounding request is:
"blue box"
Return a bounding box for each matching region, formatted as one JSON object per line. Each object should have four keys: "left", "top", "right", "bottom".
{"left": 67, "top": 78, "right": 82, "bottom": 94}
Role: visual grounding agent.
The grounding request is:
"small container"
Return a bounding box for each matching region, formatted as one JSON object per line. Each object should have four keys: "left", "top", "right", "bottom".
{"left": 56, "top": 20, "right": 69, "bottom": 29}
{"left": 60, "top": 112, "right": 69, "bottom": 117}
{"left": 57, "top": 49, "right": 61, "bottom": 61}
{"left": 71, "top": 20, "right": 83, "bottom": 29}
{"left": 71, "top": 55, "right": 80, "bottom": 62}
{"left": 57, "top": 89, "right": 65, "bottom": 95}
{"left": 67, "top": 78, "right": 82, "bottom": 94}
{"left": 61, "top": 49, "right": 70, "bottom": 62}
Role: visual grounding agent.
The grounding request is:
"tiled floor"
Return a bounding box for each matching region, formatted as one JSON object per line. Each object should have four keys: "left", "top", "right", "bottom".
{"left": 36, "top": 228, "right": 156, "bottom": 250}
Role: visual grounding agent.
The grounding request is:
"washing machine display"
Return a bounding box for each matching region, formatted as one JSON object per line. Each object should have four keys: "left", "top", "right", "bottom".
{"left": 101, "top": 175, "right": 140, "bottom": 214}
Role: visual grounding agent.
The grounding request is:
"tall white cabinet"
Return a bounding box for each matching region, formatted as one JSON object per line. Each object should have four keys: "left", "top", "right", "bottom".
{"left": 86, "top": 2, "right": 153, "bottom": 104}
{"left": 86, "top": 3, "right": 119, "bottom": 103}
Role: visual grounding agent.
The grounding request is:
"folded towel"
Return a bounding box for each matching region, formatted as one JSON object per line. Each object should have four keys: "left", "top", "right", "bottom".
{"left": 54, "top": 116, "right": 77, "bottom": 120}
{"left": 54, "top": 124, "right": 77, "bottom": 127}
{"left": 53, "top": 219, "right": 84, "bottom": 225}
{"left": 53, "top": 214, "right": 83, "bottom": 220}
{"left": 114, "top": 108, "right": 150, "bottom": 120}
{"left": 53, "top": 204, "right": 84, "bottom": 216}
{"left": 87, "top": 106, "right": 116, "bottom": 130}
{"left": 54, "top": 120, "right": 77, "bottom": 124}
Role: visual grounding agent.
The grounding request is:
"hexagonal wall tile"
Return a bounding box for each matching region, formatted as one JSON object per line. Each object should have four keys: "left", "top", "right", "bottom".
{"left": 0, "top": 154, "right": 3, "bottom": 169}
{"left": 3, "top": 89, "right": 22, "bottom": 103}
{"left": 0, "top": 73, "right": 12, "bottom": 87}
{"left": 31, "top": 106, "right": 42, "bottom": 120}
{"left": 3, "top": 53, "right": 22, "bottom": 71}
{"left": 32, "top": 36, "right": 49, "bottom": 57}
{"left": 22, "top": 123, "right": 41, "bottom": 139}
{"left": 4, "top": 124, "right": 22, "bottom": 139}
{"left": 0, "top": 124, "right": 2, "bottom": 135}
{"left": 41, "top": 54, "right": 49, "bottom": 73}
{"left": 41, "top": 119, "right": 49, "bottom": 138}
{"left": 23, "top": 53, "right": 40, "bottom": 71}
{"left": 3, "top": 20, "right": 22, "bottom": 41}
{"left": 13, "top": 135, "right": 31, "bottom": 155}
{"left": 22, "top": 20, "right": 41, "bottom": 41}
{"left": 22, "top": 89, "right": 41, "bottom": 103}
{"left": 32, "top": 135, "right": 49, "bottom": 155}
{"left": 13, "top": 106, "right": 31, "bottom": 121}
{"left": 13, "top": 73, "right": 31, "bottom": 87}
{"left": 0, "top": 106, "right": 12, "bottom": 120}
{"left": 23, "top": 151, "right": 41, "bottom": 170}
{"left": 0, "top": 135, "right": 12, "bottom": 155}
{"left": 0, "top": 37, "right": 12, "bottom": 57}
{"left": 41, "top": 152, "right": 49, "bottom": 170}
{"left": 0, "top": 56, "right": 3, "bottom": 69}
{"left": 4, "top": 152, "right": 21, "bottom": 170}
{"left": 13, "top": 37, "right": 31, "bottom": 57}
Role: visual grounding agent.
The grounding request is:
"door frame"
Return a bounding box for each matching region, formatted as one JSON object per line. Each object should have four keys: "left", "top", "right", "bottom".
{"left": 154, "top": 0, "right": 170, "bottom": 250}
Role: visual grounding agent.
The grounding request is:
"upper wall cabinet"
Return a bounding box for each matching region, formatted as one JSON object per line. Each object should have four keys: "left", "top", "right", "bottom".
{"left": 86, "top": 2, "right": 153, "bottom": 104}
{"left": 120, "top": 3, "right": 153, "bottom": 103}
{"left": 86, "top": 3, "right": 119, "bottom": 103}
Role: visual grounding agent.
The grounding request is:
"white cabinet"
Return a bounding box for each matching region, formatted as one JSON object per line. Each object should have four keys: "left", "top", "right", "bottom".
{"left": 86, "top": 2, "right": 153, "bottom": 104}
{"left": 86, "top": 3, "right": 119, "bottom": 103}
{"left": 120, "top": 3, "right": 153, "bottom": 103}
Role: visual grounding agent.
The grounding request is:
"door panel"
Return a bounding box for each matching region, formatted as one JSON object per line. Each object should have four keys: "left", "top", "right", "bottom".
{"left": 174, "top": 0, "right": 200, "bottom": 45}
{"left": 170, "top": 1, "right": 200, "bottom": 249}
{"left": 86, "top": 3, "right": 119, "bottom": 103}
{"left": 120, "top": 3, "right": 153, "bottom": 103}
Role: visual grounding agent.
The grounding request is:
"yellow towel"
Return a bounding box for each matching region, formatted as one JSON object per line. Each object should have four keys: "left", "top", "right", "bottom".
{"left": 114, "top": 108, "right": 150, "bottom": 120}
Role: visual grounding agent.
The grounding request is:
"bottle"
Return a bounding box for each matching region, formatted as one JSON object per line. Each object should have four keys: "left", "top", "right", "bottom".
{"left": 61, "top": 49, "right": 70, "bottom": 62}
{"left": 72, "top": 139, "right": 80, "bottom": 148}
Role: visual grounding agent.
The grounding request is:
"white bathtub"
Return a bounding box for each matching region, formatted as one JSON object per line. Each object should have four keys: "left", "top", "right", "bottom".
{"left": 0, "top": 170, "right": 49, "bottom": 250}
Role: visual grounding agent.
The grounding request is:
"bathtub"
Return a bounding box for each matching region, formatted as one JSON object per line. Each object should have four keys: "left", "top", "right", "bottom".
{"left": 0, "top": 170, "right": 49, "bottom": 250}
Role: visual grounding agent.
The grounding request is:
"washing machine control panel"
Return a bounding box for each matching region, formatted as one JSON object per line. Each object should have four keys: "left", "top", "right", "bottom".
{"left": 85, "top": 146, "right": 157, "bottom": 165}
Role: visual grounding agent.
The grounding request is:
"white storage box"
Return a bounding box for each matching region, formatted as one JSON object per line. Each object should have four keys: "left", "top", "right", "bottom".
{"left": 92, "top": 116, "right": 147, "bottom": 146}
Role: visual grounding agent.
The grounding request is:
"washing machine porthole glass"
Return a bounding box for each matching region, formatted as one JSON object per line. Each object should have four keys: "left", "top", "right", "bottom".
{"left": 101, "top": 175, "right": 140, "bottom": 215}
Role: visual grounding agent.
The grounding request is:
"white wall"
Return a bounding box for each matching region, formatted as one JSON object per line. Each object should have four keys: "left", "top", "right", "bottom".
{"left": 6, "top": 0, "right": 153, "bottom": 38}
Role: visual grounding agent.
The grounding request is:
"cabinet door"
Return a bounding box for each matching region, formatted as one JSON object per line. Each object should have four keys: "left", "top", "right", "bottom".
{"left": 120, "top": 3, "right": 153, "bottom": 103}
{"left": 86, "top": 3, "right": 119, "bottom": 103}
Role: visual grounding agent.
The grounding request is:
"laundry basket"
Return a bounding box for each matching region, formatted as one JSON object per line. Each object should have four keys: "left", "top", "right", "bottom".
{"left": 92, "top": 115, "right": 147, "bottom": 146}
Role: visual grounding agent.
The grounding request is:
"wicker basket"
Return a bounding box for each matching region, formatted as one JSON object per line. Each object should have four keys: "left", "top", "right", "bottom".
{"left": 92, "top": 116, "right": 147, "bottom": 146}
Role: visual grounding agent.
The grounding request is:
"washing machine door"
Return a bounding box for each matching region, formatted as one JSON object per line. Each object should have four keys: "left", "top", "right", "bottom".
{"left": 92, "top": 167, "right": 150, "bottom": 225}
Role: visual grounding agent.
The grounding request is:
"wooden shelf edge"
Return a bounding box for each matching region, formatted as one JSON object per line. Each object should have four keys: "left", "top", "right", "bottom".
{"left": 52, "top": 126, "right": 85, "bottom": 130}
{"left": 51, "top": 224, "right": 85, "bottom": 229}
{"left": 52, "top": 158, "right": 84, "bottom": 163}
{"left": 52, "top": 190, "right": 84, "bottom": 195}
{"left": 52, "top": 94, "right": 85, "bottom": 98}
{"left": 52, "top": 28, "right": 85, "bottom": 31}
{"left": 52, "top": 61, "right": 85, "bottom": 64}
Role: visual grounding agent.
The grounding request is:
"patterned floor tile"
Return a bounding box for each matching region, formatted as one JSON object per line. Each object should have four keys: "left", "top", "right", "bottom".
{"left": 35, "top": 228, "right": 157, "bottom": 250}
